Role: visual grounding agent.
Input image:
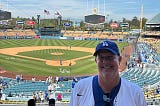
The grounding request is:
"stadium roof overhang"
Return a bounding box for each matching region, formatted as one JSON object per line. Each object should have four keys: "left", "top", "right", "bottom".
{"left": 146, "top": 13, "right": 160, "bottom": 27}
{"left": 146, "top": 24, "right": 160, "bottom": 28}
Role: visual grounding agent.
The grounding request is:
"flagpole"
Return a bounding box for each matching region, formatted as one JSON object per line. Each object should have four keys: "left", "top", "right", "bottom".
{"left": 140, "top": 4, "right": 143, "bottom": 34}
{"left": 44, "top": 12, "right": 45, "bottom": 27}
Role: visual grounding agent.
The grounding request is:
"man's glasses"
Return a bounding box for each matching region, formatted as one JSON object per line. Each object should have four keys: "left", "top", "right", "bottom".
{"left": 97, "top": 55, "right": 117, "bottom": 62}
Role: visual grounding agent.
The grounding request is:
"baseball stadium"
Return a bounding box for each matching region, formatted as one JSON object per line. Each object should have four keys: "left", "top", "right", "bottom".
{"left": 0, "top": 1, "right": 160, "bottom": 106}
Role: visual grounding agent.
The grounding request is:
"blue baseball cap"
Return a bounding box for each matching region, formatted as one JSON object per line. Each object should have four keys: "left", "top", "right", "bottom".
{"left": 93, "top": 40, "right": 120, "bottom": 56}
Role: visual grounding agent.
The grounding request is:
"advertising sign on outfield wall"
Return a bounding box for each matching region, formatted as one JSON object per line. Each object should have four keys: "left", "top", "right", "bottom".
{"left": 26, "top": 20, "right": 35, "bottom": 25}
{"left": 110, "top": 23, "right": 119, "bottom": 28}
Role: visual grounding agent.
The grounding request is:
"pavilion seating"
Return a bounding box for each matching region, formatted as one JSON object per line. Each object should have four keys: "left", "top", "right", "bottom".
{"left": 3, "top": 79, "right": 49, "bottom": 97}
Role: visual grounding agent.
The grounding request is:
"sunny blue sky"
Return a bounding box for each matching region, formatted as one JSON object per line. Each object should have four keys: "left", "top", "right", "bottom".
{"left": 0, "top": 0, "right": 160, "bottom": 22}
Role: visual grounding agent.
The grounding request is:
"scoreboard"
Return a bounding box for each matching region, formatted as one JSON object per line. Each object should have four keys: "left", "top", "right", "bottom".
{"left": 85, "top": 14, "right": 105, "bottom": 24}
{"left": 0, "top": 10, "right": 11, "bottom": 20}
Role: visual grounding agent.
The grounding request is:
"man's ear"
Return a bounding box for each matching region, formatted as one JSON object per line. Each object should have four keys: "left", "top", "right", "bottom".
{"left": 95, "top": 56, "right": 97, "bottom": 63}
{"left": 119, "top": 56, "right": 122, "bottom": 64}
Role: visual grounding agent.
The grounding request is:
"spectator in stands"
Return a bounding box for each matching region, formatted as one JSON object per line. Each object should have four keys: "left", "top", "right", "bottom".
{"left": 48, "top": 84, "right": 52, "bottom": 93}
{"left": 16, "top": 75, "right": 21, "bottom": 83}
{"left": 20, "top": 74, "right": 23, "bottom": 81}
{"left": 155, "top": 86, "right": 160, "bottom": 94}
{"left": 28, "top": 99, "right": 36, "bottom": 106}
{"left": 70, "top": 40, "right": 147, "bottom": 106}
{"left": 71, "top": 78, "right": 77, "bottom": 89}
{"left": 32, "top": 77, "right": 36, "bottom": 83}
{"left": 55, "top": 77, "right": 59, "bottom": 84}
{"left": 0, "top": 83, "right": 2, "bottom": 92}
{"left": 49, "top": 98, "right": 55, "bottom": 106}
{"left": 57, "top": 93, "right": 62, "bottom": 101}
{"left": 0, "top": 92, "right": 2, "bottom": 100}
{"left": 1, "top": 93, "right": 6, "bottom": 100}
{"left": 8, "top": 91, "right": 12, "bottom": 97}
{"left": 44, "top": 91, "right": 49, "bottom": 101}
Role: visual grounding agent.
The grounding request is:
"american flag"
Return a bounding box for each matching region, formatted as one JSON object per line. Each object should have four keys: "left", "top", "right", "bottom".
{"left": 55, "top": 11, "right": 61, "bottom": 16}
{"left": 44, "top": 10, "right": 50, "bottom": 15}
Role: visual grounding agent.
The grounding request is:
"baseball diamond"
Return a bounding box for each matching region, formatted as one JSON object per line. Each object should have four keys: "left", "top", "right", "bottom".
{"left": 0, "top": 39, "right": 130, "bottom": 80}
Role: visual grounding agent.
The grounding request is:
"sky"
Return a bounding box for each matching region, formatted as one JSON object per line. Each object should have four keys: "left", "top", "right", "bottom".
{"left": 0, "top": 0, "right": 160, "bottom": 22}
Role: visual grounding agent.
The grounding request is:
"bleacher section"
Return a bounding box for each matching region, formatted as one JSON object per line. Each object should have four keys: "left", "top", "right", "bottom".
{"left": 0, "top": 29, "right": 37, "bottom": 39}
{"left": 1, "top": 77, "right": 72, "bottom": 102}
{"left": 4, "top": 81, "right": 48, "bottom": 96}
{"left": 1, "top": 77, "right": 48, "bottom": 101}
{"left": 0, "top": 29, "right": 130, "bottom": 41}
{"left": 121, "top": 67, "right": 160, "bottom": 87}
{"left": 63, "top": 30, "right": 127, "bottom": 41}
{"left": 137, "top": 42, "right": 160, "bottom": 65}
{"left": 120, "top": 41, "right": 160, "bottom": 105}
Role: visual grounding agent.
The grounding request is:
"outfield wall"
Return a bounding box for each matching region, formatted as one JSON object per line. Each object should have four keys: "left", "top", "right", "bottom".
{"left": 0, "top": 35, "right": 126, "bottom": 42}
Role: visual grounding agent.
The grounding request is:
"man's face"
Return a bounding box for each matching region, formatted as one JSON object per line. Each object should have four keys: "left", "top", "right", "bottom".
{"left": 95, "top": 50, "right": 121, "bottom": 79}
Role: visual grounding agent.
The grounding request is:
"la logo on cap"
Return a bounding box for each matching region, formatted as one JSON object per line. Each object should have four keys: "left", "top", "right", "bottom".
{"left": 102, "top": 41, "right": 108, "bottom": 47}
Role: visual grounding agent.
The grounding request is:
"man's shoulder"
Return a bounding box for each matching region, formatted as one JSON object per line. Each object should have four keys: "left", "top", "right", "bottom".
{"left": 75, "top": 76, "right": 94, "bottom": 88}
{"left": 121, "top": 78, "right": 141, "bottom": 90}
{"left": 75, "top": 77, "right": 93, "bottom": 92}
{"left": 78, "top": 76, "right": 94, "bottom": 84}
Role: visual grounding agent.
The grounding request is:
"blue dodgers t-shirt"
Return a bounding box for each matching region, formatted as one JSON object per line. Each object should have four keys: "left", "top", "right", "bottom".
{"left": 92, "top": 75, "right": 121, "bottom": 106}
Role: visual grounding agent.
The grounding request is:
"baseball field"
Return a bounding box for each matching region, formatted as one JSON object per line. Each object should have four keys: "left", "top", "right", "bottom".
{"left": 0, "top": 39, "right": 129, "bottom": 78}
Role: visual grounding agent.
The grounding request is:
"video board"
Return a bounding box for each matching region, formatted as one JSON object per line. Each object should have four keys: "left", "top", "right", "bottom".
{"left": 0, "top": 10, "right": 11, "bottom": 20}
{"left": 85, "top": 14, "right": 105, "bottom": 24}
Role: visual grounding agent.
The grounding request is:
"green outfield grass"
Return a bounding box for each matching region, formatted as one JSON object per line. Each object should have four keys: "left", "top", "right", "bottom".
{"left": 0, "top": 39, "right": 129, "bottom": 77}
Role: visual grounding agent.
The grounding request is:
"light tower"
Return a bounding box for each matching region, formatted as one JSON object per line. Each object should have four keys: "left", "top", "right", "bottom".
{"left": 0, "top": 5, "right": 1, "bottom": 10}
{"left": 140, "top": 4, "right": 143, "bottom": 33}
